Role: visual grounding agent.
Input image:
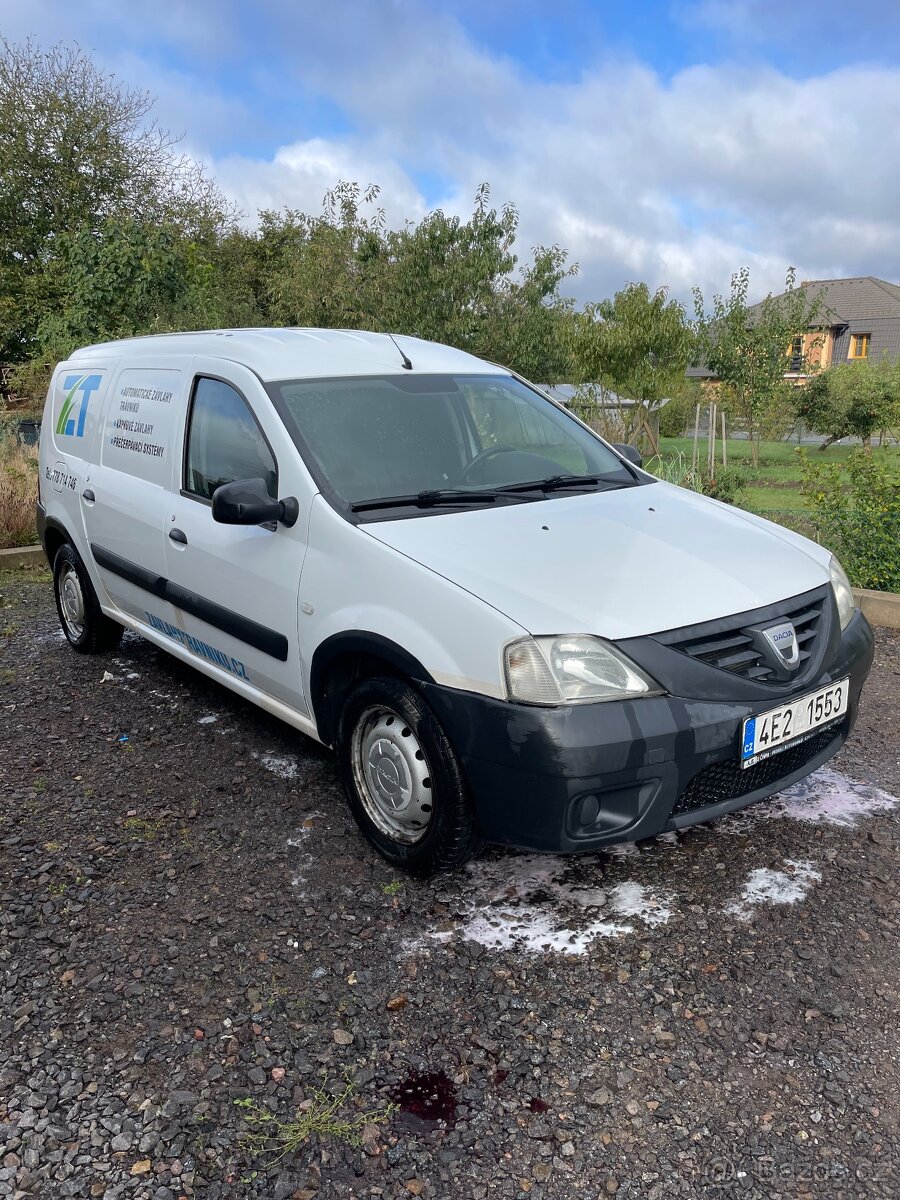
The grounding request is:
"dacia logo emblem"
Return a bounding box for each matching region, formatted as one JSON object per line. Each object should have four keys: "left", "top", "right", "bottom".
{"left": 762, "top": 620, "right": 800, "bottom": 669}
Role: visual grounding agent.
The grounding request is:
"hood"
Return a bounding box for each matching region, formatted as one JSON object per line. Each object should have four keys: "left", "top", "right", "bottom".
{"left": 364, "top": 481, "right": 831, "bottom": 639}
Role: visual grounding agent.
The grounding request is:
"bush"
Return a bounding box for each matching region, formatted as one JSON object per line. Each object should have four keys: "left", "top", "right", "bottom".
{"left": 799, "top": 448, "right": 900, "bottom": 591}
{"left": 0, "top": 434, "right": 40, "bottom": 548}
{"left": 658, "top": 392, "right": 696, "bottom": 438}
{"left": 644, "top": 452, "right": 748, "bottom": 505}
{"left": 794, "top": 359, "right": 900, "bottom": 450}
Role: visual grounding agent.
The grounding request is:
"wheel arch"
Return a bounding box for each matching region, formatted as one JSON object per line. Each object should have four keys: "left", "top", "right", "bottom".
{"left": 310, "top": 632, "right": 435, "bottom": 748}
{"left": 42, "top": 516, "right": 73, "bottom": 569}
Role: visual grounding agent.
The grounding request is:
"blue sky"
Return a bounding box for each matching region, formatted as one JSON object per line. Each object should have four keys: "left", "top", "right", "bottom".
{"left": 6, "top": 0, "right": 900, "bottom": 303}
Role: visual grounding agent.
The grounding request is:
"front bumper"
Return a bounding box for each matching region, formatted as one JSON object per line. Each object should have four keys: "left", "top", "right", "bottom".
{"left": 421, "top": 609, "right": 875, "bottom": 852}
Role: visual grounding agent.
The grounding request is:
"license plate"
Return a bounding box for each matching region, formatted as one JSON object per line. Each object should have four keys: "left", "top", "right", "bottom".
{"left": 740, "top": 679, "right": 849, "bottom": 768}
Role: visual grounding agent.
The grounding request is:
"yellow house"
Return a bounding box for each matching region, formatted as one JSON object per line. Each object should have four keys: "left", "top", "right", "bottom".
{"left": 689, "top": 275, "right": 900, "bottom": 385}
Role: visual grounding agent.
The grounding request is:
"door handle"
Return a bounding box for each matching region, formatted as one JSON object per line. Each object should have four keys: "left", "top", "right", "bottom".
{"left": 168, "top": 528, "right": 188, "bottom": 545}
{"left": 82, "top": 489, "right": 95, "bottom": 502}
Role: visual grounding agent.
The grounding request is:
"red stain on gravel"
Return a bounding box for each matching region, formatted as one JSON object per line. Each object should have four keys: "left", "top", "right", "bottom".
{"left": 391, "top": 1069, "right": 458, "bottom": 1132}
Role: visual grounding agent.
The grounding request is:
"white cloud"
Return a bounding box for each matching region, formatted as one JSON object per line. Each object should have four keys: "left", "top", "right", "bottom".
{"left": 6, "top": 0, "right": 900, "bottom": 304}
{"left": 213, "top": 138, "right": 428, "bottom": 227}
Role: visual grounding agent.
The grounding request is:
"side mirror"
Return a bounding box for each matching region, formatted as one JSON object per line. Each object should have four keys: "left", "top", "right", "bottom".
{"left": 612, "top": 443, "right": 643, "bottom": 469}
{"left": 211, "top": 478, "right": 299, "bottom": 528}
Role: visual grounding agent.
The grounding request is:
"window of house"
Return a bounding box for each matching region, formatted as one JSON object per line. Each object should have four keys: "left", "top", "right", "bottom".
{"left": 185, "top": 377, "right": 278, "bottom": 501}
{"left": 789, "top": 336, "right": 804, "bottom": 371}
{"left": 849, "top": 333, "right": 871, "bottom": 359}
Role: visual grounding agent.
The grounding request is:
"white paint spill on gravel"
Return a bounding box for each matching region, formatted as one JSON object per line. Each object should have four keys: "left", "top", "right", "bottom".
{"left": 762, "top": 766, "right": 897, "bottom": 827}
{"left": 408, "top": 767, "right": 898, "bottom": 955}
{"left": 286, "top": 814, "right": 323, "bottom": 898}
{"left": 726, "top": 859, "right": 822, "bottom": 920}
{"left": 254, "top": 751, "right": 299, "bottom": 780}
{"left": 722, "top": 766, "right": 898, "bottom": 832}
{"left": 420, "top": 854, "right": 673, "bottom": 956}
{"left": 197, "top": 714, "right": 218, "bottom": 724}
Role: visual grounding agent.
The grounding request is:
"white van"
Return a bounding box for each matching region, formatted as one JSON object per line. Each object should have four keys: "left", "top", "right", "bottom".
{"left": 38, "top": 329, "right": 874, "bottom": 875}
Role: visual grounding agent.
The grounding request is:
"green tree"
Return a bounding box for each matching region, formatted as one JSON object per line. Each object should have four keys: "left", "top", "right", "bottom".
{"left": 258, "top": 182, "right": 576, "bottom": 377}
{"left": 799, "top": 448, "right": 900, "bottom": 591}
{"left": 693, "top": 267, "right": 820, "bottom": 465}
{"left": 794, "top": 358, "right": 900, "bottom": 450}
{"left": 0, "top": 37, "right": 231, "bottom": 363}
{"left": 11, "top": 213, "right": 265, "bottom": 404}
{"left": 466, "top": 243, "right": 576, "bottom": 381}
{"left": 259, "top": 182, "right": 388, "bottom": 330}
{"left": 569, "top": 282, "right": 695, "bottom": 452}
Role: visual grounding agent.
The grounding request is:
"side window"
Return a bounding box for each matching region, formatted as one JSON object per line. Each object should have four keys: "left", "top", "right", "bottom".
{"left": 184, "top": 377, "right": 277, "bottom": 500}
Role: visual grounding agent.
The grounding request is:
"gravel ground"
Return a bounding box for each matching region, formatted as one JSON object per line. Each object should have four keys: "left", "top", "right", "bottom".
{"left": 2, "top": 566, "right": 899, "bottom": 1200}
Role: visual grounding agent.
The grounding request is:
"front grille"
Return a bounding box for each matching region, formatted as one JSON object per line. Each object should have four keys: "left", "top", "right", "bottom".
{"left": 662, "top": 592, "right": 827, "bottom": 683}
{"left": 670, "top": 723, "right": 843, "bottom": 818}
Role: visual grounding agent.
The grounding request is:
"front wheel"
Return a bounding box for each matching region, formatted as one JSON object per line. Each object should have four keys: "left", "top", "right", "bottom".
{"left": 53, "top": 543, "right": 123, "bottom": 654}
{"left": 336, "top": 676, "right": 482, "bottom": 876}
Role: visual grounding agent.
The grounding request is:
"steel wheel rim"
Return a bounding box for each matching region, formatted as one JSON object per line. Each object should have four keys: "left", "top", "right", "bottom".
{"left": 58, "top": 563, "right": 85, "bottom": 639}
{"left": 350, "top": 706, "right": 434, "bottom": 844}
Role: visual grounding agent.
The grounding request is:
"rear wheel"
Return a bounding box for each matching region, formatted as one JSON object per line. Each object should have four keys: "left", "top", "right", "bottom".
{"left": 336, "top": 676, "right": 482, "bottom": 876}
{"left": 53, "top": 543, "right": 123, "bottom": 654}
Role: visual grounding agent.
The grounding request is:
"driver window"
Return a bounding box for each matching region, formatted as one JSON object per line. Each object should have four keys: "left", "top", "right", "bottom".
{"left": 185, "top": 377, "right": 278, "bottom": 501}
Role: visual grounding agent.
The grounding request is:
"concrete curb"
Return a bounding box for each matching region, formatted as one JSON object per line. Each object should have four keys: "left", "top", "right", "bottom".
{"left": 0, "top": 544, "right": 46, "bottom": 569}
{"left": 853, "top": 587, "right": 900, "bottom": 631}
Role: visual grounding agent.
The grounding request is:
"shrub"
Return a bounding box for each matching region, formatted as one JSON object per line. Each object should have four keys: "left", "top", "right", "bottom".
{"left": 794, "top": 359, "right": 900, "bottom": 451}
{"left": 644, "top": 451, "right": 748, "bottom": 505}
{"left": 799, "top": 448, "right": 900, "bottom": 592}
{"left": 658, "top": 391, "right": 696, "bottom": 438}
{"left": 0, "top": 434, "right": 39, "bottom": 549}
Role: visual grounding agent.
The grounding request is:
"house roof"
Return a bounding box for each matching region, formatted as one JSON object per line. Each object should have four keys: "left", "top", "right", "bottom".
{"left": 762, "top": 276, "right": 900, "bottom": 326}
{"left": 538, "top": 383, "right": 640, "bottom": 407}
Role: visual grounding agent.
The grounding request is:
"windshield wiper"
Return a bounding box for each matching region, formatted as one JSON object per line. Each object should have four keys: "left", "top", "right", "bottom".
{"left": 496, "top": 473, "right": 638, "bottom": 495}
{"left": 350, "top": 489, "right": 500, "bottom": 513}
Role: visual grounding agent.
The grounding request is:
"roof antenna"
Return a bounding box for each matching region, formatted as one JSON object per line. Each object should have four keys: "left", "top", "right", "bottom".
{"left": 388, "top": 332, "right": 413, "bottom": 370}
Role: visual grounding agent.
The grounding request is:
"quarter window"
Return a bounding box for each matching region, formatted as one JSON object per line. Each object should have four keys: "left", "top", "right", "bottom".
{"left": 184, "top": 377, "right": 277, "bottom": 500}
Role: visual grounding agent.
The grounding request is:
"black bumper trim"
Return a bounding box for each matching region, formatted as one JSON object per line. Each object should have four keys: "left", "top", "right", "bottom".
{"left": 91, "top": 542, "right": 289, "bottom": 661}
{"left": 421, "top": 609, "right": 875, "bottom": 853}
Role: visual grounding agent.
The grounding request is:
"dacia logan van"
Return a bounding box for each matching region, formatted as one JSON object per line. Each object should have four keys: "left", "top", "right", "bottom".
{"left": 38, "top": 329, "right": 874, "bottom": 875}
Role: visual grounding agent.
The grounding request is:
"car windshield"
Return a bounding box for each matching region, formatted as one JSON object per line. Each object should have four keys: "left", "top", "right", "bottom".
{"left": 270, "top": 373, "right": 636, "bottom": 513}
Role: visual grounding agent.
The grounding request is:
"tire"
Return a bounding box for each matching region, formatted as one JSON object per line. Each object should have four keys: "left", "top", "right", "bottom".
{"left": 53, "top": 543, "right": 124, "bottom": 654}
{"left": 336, "top": 676, "right": 483, "bottom": 876}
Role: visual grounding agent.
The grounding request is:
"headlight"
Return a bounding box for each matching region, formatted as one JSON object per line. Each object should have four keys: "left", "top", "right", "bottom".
{"left": 504, "top": 635, "right": 662, "bottom": 705}
{"left": 829, "top": 555, "right": 856, "bottom": 631}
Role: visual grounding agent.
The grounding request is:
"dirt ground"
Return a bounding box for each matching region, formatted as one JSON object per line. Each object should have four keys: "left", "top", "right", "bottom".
{"left": 1, "top": 566, "right": 899, "bottom": 1200}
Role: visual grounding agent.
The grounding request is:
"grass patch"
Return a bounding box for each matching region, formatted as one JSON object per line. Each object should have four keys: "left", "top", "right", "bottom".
{"left": 742, "top": 485, "right": 808, "bottom": 514}
{"left": 122, "top": 816, "right": 163, "bottom": 841}
{"left": 657, "top": 437, "right": 899, "bottom": 532}
{"left": 235, "top": 1082, "right": 395, "bottom": 1159}
{"left": 0, "top": 435, "right": 40, "bottom": 550}
{"left": 0, "top": 566, "right": 52, "bottom": 588}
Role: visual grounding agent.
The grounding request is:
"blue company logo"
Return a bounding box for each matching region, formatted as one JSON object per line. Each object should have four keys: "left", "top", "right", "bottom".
{"left": 145, "top": 611, "right": 249, "bottom": 681}
{"left": 56, "top": 374, "right": 103, "bottom": 438}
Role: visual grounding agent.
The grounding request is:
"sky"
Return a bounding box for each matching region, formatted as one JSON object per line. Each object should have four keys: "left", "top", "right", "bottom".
{"left": 5, "top": 0, "right": 900, "bottom": 306}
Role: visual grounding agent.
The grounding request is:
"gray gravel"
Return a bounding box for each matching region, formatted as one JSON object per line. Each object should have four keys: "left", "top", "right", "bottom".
{"left": 1, "top": 566, "right": 899, "bottom": 1199}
